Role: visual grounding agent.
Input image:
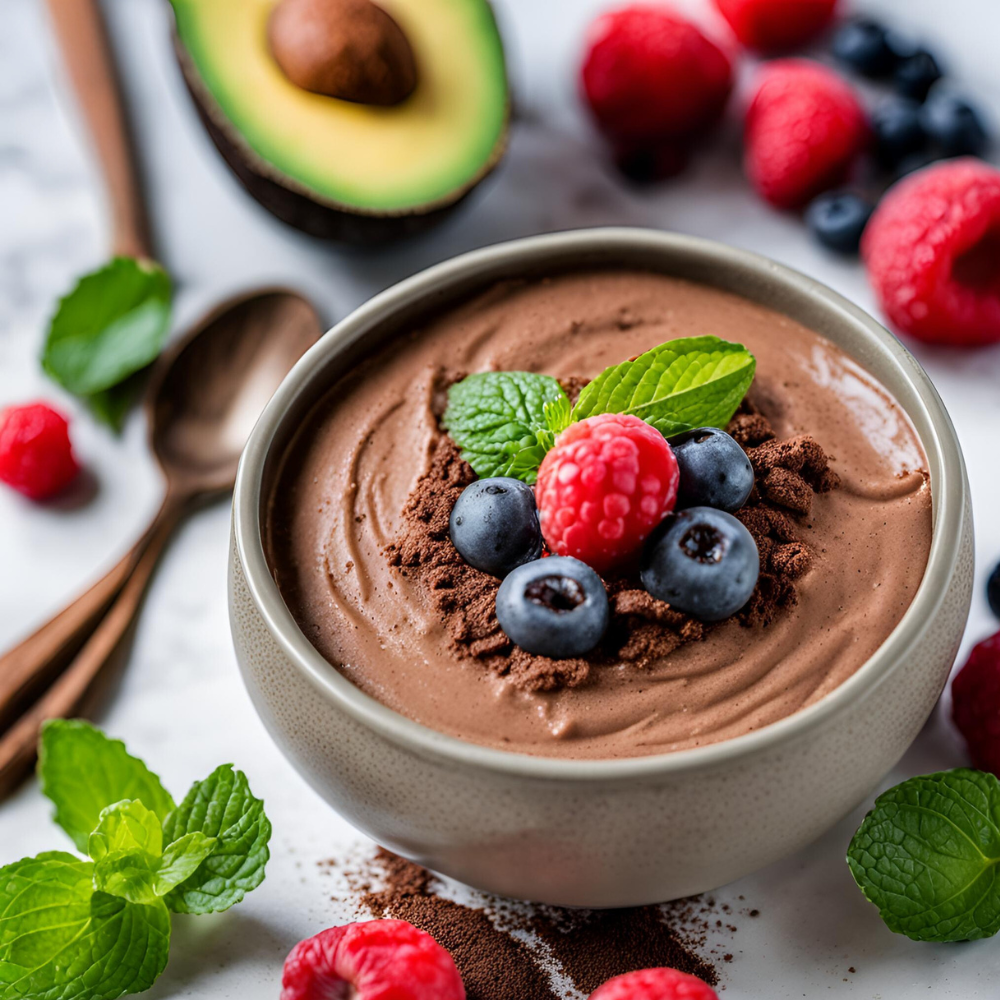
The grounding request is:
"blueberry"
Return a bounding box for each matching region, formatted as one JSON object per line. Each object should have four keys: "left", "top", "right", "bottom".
{"left": 988, "top": 562, "right": 1000, "bottom": 619}
{"left": 495, "top": 556, "right": 610, "bottom": 658}
{"left": 872, "top": 98, "right": 927, "bottom": 167}
{"left": 669, "top": 427, "right": 754, "bottom": 513}
{"left": 895, "top": 49, "right": 942, "bottom": 102}
{"left": 920, "top": 92, "right": 990, "bottom": 156}
{"left": 832, "top": 19, "right": 895, "bottom": 77}
{"left": 805, "top": 191, "right": 875, "bottom": 255}
{"left": 449, "top": 477, "right": 542, "bottom": 577}
{"left": 641, "top": 508, "right": 760, "bottom": 622}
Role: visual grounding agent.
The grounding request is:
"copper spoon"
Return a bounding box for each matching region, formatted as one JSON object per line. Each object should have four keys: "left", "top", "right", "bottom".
{"left": 0, "top": 0, "right": 323, "bottom": 794}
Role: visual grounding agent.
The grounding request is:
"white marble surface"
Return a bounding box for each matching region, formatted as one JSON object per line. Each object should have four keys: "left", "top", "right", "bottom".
{"left": 2, "top": 0, "right": 1000, "bottom": 996}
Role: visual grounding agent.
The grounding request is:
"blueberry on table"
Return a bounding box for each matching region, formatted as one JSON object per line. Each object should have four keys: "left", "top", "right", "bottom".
{"left": 988, "top": 562, "right": 1000, "bottom": 619}
{"left": 831, "top": 19, "right": 895, "bottom": 77}
{"left": 872, "top": 98, "right": 927, "bottom": 167}
{"left": 449, "top": 477, "right": 542, "bottom": 577}
{"left": 641, "top": 507, "right": 760, "bottom": 622}
{"left": 920, "top": 92, "right": 990, "bottom": 156}
{"left": 669, "top": 427, "right": 754, "bottom": 513}
{"left": 805, "top": 192, "right": 875, "bottom": 255}
{"left": 495, "top": 556, "right": 610, "bottom": 658}
{"left": 894, "top": 49, "right": 942, "bottom": 102}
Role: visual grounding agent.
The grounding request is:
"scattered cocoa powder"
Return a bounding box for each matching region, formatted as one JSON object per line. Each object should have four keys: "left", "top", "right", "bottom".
{"left": 385, "top": 381, "right": 840, "bottom": 694}
{"left": 338, "top": 849, "right": 722, "bottom": 998}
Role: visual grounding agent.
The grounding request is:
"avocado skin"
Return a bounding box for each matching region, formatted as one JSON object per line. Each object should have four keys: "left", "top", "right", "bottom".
{"left": 172, "top": 31, "right": 508, "bottom": 246}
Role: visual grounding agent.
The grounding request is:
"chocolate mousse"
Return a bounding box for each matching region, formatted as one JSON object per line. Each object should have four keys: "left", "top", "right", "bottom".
{"left": 267, "top": 271, "right": 932, "bottom": 759}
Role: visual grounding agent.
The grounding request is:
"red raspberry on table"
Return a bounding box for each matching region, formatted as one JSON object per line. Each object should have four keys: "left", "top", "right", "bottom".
{"left": 536, "top": 413, "right": 679, "bottom": 574}
{"left": 0, "top": 402, "right": 80, "bottom": 501}
{"left": 590, "top": 967, "right": 720, "bottom": 1000}
{"left": 581, "top": 4, "right": 733, "bottom": 144}
{"left": 281, "top": 920, "right": 465, "bottom": 1000}
{"left": 744, "top": 59, "right": 867, "bottom": 209}
{"left": 952, "top": 630, "right": 1000, "bottom": 776}
{"left": 862, "top": 159, "right": 1000, "bottom": 347}
{"left": 713, "top": 0, "right": 838, "bottom": 53}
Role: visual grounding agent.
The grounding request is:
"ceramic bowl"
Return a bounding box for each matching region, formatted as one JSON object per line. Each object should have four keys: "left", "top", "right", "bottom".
{"left": 229, "top": 228, "right": 973, "bottom": 907}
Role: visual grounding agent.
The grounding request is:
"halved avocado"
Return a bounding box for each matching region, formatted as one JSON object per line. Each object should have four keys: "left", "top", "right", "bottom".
{"left": 169, "top": 0, "right": 509, "bottom": 243}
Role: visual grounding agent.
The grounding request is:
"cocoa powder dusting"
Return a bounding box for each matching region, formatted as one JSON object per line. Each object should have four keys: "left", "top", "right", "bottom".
{"left": 385, "top": 385, "right": 840, "bottom": 693}
{"left": 342, "top": 849, "right": 720, "bottom": 998}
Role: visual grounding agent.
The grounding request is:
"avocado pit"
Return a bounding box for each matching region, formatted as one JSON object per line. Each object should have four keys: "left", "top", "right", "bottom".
{"left": 268, "top": 0, "right": 417, "bottom": 106}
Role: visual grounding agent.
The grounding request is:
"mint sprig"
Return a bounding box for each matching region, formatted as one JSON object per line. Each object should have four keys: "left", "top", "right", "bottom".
{"left": 572, "top": 336, "right": 755, "bottom": 437}
{"left": 441, "top": 336, "right": 755, "bottom": 484}
{"left": 848, "top": 768, "right": 1000, "bottom": 942}
{"left": 442, "top": 371, "right": 570, "bottom": 485}
{"left": 41, "top": 256, "right": 173, "bottom": 431}
{"left": 0, "top": 721, "right": 271, "bottom": 1000}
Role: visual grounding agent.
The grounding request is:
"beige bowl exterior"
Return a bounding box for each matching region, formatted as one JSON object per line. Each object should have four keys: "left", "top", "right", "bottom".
{"left": 229, "top": 229, "right": 973, "bottom": 907}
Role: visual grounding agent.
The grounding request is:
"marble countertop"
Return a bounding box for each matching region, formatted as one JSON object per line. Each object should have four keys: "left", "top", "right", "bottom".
{"left": 2, "top": 0, "right": 1000, "bottom": 996}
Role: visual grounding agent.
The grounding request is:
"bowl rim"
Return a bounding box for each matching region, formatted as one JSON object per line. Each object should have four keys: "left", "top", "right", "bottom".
{"left": 233, "top": 227, "right": 967, "bottom": 781}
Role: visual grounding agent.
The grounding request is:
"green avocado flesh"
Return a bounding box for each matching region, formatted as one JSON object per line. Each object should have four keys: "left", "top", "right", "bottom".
{"left": 171, "top": 0, "right": 509, "bottom": 213}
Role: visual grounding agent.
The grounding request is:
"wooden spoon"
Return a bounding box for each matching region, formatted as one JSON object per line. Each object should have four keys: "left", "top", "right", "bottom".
{"left": 0, "top": 289, "right": 322, "bottom": 795}
{"left": 0, "top": 0, "right": 323, "bottom": 794}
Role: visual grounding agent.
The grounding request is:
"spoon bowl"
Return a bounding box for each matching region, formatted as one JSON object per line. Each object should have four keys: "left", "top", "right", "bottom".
{"left": 149, "top": 290, "right": 322, "bottom": 496}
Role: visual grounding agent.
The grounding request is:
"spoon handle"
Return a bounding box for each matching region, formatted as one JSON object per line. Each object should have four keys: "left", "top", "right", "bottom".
{"left": 0, "top": 496, "right": 175, "bottom": 734}
{"left": 45, "top": 0, "right": 152, "bottom": 260}
{"left": 0, "top": 497, "right": 186, "bottom": 798}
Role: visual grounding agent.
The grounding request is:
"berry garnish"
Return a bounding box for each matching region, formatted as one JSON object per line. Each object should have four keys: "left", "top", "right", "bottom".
{"left": 894, "top": 48, "right": 942, "bottom": 102}
{"left": 281, "top": 920, "right": 465, "bottom": 1000}
{"left": 0, "top": 402, "right": 80, "bottom": 500}
{"left": 871, "top": 97, "right": 927, "bottom": 168}
{"left": 640, "top": 507, "right": 759, "bottom": 621}
{"left": 589, "top": 967, "right": 719, "bottom": 1000}
{"left": 831, "top": 18, "right": 895, "bottom": 77}
{"left": 744, "top": 60, "right": 868, "bottom": 210}
{"left": 536, "top": 413, "right": 679, "bottom": 573}
{"left": 580, "top": 4, "right": 733, "bottom": 144}
{"left": 862, "top": 159, "right": 1000, "bottom": 346}
{"left": 712, "top": 0, "right": 837, "bottom": 54}
{"left": 449, "top": 477, "right": 542, "bottom": 577}
{"left": 805, "top": 191, "right": 875, "bottom": 255}
{"left": 920, "top": 91, "right": 990, "bottom": 157}
{"left": 670, "top": 427, "right": 754, "bottom": 512}
{"left": 614, "top": 141, "right": 691, "bottom": 184}
{"left": 989, "top": 562, "right": 1000, "bottom": 619}
{"left": 495, "top": 556, "right": 610, "bottom": 659}
{"left": 952, "top": 631, "right": 1000, "bottom": 778}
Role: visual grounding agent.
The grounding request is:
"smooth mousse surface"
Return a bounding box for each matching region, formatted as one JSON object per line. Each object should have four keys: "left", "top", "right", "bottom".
{"left": 267, "top": 272, "right": 932, "bottom": 759}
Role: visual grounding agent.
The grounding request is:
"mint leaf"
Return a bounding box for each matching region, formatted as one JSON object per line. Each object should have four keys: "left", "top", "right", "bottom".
{"left": 0, "top": 853, "right": 170, "bottom": 1000}
{"left": 42, "top": 256, "right": 171, "bottom": 405}
{"left": 88, "top": 800, "right": 163, "bottom": 862}
{"left": 39, "top": 720, "right": 175, "bottom": 853}
{"left": 93, "top": 833, "right": 215, "bottom": 907}
{"left": 162, "top": 765, "right": 271, "bottom": 914}
{"left": 848, "top": 769, "right": 1000, "bottom": 942}
{"left": 571, "top": 336, "right": 755, "bottom": 437}
{"left": 442, "top": 372, "right": 569, "bottom": 482}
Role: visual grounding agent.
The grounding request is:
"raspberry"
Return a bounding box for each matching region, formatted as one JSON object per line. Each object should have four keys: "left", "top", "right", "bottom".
{"left": 590, "top": 967, "right": 720, "bottom": 1000}
{"left": 862, "top": 159, "right": 1000, "bottom": 347}
{"left": 581, "top": 4, "right": 733, "bottom": 144}
{"left": 952, "top": 631, "right": 1000, "bottom": 777}
{"left": 0, "top": 402, "right": 80, "bottom": 501}
{"left": 281, "top": 920, "right": 465, "bottom": 1000}
{"left": 714, "top": 0, "right": 838, "bottom": 53}
{"left": 744, "top": 60, "right": 868, "bottom": 209}
{"left": 536, "top": 413, "right": 679, "bottom": 574}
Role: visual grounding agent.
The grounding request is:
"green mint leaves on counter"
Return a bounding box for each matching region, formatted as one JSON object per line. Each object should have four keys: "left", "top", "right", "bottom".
{"left": 442, "top": 336, "right": 755, "bottom": 484}
{"left": 0, "top": 720, "right": 270, "bottom": 1000}
{"left": 847, "top": 768, "right": 1000, "bottom": 943}
{"left": 41, "top": 256, "right": 173, "bottom": 430}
